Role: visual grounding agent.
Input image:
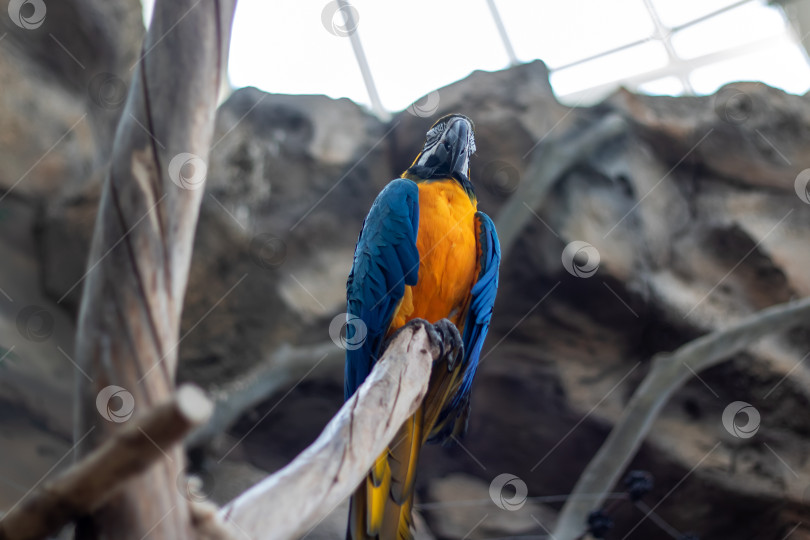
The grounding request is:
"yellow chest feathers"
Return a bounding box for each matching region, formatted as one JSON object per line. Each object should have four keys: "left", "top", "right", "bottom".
{"left": 390, "top": 180, "right": 478, "bottom": 330}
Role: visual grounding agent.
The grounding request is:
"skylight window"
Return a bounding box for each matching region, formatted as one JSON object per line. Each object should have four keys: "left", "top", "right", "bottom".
{"left": 141, "top": 0, "right": 810, "bottom": 112}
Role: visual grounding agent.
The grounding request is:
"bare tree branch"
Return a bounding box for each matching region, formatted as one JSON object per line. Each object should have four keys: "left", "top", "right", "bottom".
{"left": 495, "top": 114, "right": 626, "bottom": 258}
{"left": 186, "top": 342, "right": 343, "bottom": 449}
{"left": 553, "top": 296, "right": 810, "bottom": 540}
{"left": 0, "top": 385, "right": 213, "bottom": 540}
{"left": 220, "top": 325, "right": 438, "bottom": 540}
{"left": 72, "top": 1, "right": 237, "bottom": 538}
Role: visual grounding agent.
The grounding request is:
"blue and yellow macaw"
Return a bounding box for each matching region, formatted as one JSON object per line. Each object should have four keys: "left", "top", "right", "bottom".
{"left": 344, "top": 114, "right": 501, "bottom": 540}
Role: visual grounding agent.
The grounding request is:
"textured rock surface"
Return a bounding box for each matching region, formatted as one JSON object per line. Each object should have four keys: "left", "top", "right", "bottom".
{"left": 0, "top": 0, "right": 142, "bottom": 198}
{"left": 3, "top": 23, "right": 810, "bottom": 539}
{"left": 0, "top": 0, "right": 142, "bottom": 514}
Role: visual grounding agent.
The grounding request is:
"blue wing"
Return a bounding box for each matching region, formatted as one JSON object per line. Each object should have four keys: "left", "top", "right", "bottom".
{"left": 431, "top": 211, "right": 501, "bottom": 441}
{"left": 344, "top": 178, "right": 420, "bottom": 400}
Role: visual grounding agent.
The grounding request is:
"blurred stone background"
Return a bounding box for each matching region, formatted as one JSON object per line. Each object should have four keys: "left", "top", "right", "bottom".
{"left": 2, "top": 0, "right": 810, "bottom": 538}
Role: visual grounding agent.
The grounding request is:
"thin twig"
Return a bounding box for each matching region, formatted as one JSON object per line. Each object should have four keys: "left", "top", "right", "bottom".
{"left": 495, "top": 114, "right": 627, "bottom": 258}
{"left": 553, "top": 296, "right": 810, "bottom": 540}
{"left": 186, "top": 342, "right": 343, "bottom": 448}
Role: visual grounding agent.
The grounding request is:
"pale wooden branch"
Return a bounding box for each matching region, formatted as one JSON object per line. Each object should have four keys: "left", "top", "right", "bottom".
{"left": 186, "top": 342, "right": 343, "bottom": 449}
{"left": 495, "top": 114, "right": 626, "bottom": 259}
{"left": 72, "top": 1, "right": 237, "bottom": 538}
{"left": 553, "top": 296, "right": 810, "bottom": 540}
{"left": 0, "top": 385, "right": 213, "bottom": 540}
{"left": 219, "top": 325, "right": 438, "bottom": 540}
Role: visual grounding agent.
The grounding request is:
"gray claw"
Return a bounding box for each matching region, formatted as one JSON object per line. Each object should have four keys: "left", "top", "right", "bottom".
{"left": 433, "top": 318, "right": 464, "bottom": 371}
{"left": 387, "top": 318, "right": 442, "bottom": 356}
{"left": 388, "top": 318, "right": 464, "bottom": 371}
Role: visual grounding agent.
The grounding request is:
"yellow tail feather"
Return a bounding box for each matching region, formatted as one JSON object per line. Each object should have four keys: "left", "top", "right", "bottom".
{"left": 348, "top": 410, "right": 424, "bottom": 540}
{"left": 347, "top": 339, "right": 466, "bottom": 540}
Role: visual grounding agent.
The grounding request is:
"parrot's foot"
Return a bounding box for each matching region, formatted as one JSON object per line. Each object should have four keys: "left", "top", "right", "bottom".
{"left": 388, "top": 318, "right": 463, "bottom": 372}
{"left": 432, "top": 318, "right": 463, "bottom": 372}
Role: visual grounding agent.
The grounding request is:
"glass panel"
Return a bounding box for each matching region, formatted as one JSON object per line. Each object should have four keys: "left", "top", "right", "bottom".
{"left": 494, "top": 0, "right": 655, "bottom": 68}
{"left": 229, "top": 0, "right": 369, "bottom": 105}
{"left": 550, "top": 41, "right": 669, "bottom": 97}
{"left": 636, "top": 76, "right": 686, "bottom": 96}
{"left": 351, "top": 0, "right": 511, "bottom": 111}
{"left": 651, "top": 0, "right": 749, "bottom": 28}
{"left": 689, "top": 38, "right": 810, "bottom": 95}
{"left": 671, "top": 2, "right": 786, "bottom": 59}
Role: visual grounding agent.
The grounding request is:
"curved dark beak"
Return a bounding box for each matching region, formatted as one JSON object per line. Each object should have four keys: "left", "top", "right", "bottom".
{"left": 408, "top": 115, "right": 475, "bottom": 182}
{"left": 440, "top": 117, "right": 473, "bottom": 180}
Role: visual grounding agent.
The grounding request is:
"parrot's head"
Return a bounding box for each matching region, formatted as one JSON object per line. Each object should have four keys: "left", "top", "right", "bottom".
{"left": 403, "top": 113, "right": 476, "bottom": 197}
